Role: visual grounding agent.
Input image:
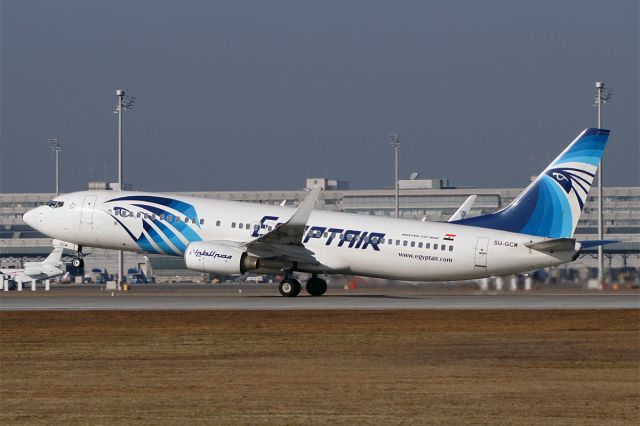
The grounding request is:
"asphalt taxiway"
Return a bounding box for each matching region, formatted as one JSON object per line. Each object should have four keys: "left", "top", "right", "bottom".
{"left": 1, "top": 286, "right": 638, "bottom": 310}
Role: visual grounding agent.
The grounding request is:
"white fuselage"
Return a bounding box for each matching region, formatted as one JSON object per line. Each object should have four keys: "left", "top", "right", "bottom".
{"left": 24, "top": 190, "right": 576, "bottom": 281}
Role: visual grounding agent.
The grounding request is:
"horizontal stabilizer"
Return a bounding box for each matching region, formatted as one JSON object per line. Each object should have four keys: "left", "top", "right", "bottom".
{"left": 525, "top": 238, "right": 579, "bottom": 252}
{"left": 23, "top": 268, "right": 44, "bottom": 277}
{"left": 578, "top": 240, "right": 619, "bottom": 249}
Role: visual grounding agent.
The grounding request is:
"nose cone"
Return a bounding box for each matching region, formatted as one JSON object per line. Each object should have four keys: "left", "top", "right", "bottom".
{"left": 23, "top": 207, "right": 40, "bottom": 230}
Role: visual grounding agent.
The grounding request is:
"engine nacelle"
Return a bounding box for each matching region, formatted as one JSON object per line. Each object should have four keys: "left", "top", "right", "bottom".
{"left": 184, "top": 241, "right": 260, "bottom": 275}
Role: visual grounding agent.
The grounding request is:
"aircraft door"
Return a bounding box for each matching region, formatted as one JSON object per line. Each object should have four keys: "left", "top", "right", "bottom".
{"left": 80, "top": 195, "right": 97, "bottom": 225}
{"left": 474, "top": 237, "right": 489, "bottom": 268}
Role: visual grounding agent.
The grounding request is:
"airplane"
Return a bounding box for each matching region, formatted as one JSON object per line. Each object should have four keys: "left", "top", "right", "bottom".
{"left": 421, "top": 195, "right": 476, "bottom": 222}
{"left": 1, "top": 243, "right": 66, "bottom": 289}
{"left": 23, "top": 128, "right": 610, "bottom": 297}
{"left": 447, "top": 195, "right": 477, "bottom": 222}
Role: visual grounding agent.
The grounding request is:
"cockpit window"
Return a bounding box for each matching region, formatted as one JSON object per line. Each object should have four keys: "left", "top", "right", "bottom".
{"left": 47, "top": 200, "right": 64, "bottom": 208}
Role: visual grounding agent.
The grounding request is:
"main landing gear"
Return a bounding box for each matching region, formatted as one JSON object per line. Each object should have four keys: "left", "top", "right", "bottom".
{"left": 278, "top": 274, "right": 327, "bottom": 297}
{"left": 71, "top": 245, "right": 84, "bottom": 269}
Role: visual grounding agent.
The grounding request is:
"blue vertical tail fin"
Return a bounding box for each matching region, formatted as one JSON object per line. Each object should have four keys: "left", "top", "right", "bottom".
{"left": 454, "top": 128, "right": 610, "bottom": 238}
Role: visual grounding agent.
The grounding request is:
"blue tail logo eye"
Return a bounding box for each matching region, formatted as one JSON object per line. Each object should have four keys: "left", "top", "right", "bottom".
{"left": 545, "top": 167, "right": 594, "bottom": 209}
{"left": 548, "top": 170, "right": 572, "bottom": 192}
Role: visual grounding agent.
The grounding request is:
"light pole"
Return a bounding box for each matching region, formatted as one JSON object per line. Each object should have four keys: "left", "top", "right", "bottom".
{"left": 389, "top": 133, "right": 401, "bottom": 218}
{"left": 114, "top": 89, "right": 135, "bottom": 288}
{"left": 47, "top": 138, "right": 61, "bottom": 196}
{"left": 594, "top": 81, "right": 612, "bottom": 286}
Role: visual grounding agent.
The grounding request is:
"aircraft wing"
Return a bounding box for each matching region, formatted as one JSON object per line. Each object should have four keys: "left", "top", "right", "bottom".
{"left": 196, "top": 188, "right": 322, "bottom": 265}
{"left": 241, "top": 186, "right": 322, "bottom": 264}
{"left": 245, "top": 242, "right": 319, "bottom": 264}
{"left": 251, "top": 186, "right": 321, "bottom": 246}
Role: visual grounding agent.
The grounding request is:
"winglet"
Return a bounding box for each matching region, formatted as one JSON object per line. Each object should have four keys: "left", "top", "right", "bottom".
{"left": 285, "top": 186, "right": 321, "bottom": 229}
{"left": 252, "top": 186, "right": 321, "bottom": 245}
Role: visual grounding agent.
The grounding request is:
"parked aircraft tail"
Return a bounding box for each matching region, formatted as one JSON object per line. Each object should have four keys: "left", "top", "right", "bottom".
{"left": 42, "top": 246, "right": 64, "bottom": 264}
{"left": 453, "top": 128, "right": 610, "bottom": 238}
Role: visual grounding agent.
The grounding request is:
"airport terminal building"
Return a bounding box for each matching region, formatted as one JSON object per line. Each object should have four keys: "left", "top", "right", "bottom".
{"left": 1, "top": 178, "right": 638, "bottom": 279}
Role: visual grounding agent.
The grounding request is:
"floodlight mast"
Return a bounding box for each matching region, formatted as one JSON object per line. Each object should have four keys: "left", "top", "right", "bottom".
{"left": 47, "top": 138, "right": 61, "bottom": 196}
{"left": 389, "top": 133, "right": 401, "bottom": 218}
{"left": 114, "top": 89, "right": 135, "bottom": 288}
{"left": 594, "top": 81, "right": 612, "bottom": 287}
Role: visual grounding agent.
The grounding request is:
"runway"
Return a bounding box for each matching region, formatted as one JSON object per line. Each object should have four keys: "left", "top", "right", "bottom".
{"left": 1, "top": 291, "right": 638, "bottom": 310}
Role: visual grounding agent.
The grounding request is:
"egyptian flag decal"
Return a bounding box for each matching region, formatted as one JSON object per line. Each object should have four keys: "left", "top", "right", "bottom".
{"left": 444, "top": 233, "right": 456, "bottom": 241}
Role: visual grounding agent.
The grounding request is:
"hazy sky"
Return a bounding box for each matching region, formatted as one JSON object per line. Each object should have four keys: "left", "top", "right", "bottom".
{"left": 1, "top": 0, "right": 638, "bottom": 193}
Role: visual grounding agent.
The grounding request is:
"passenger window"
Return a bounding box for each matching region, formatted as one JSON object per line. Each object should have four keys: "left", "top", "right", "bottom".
{"left": 410, "top": 241, "right": 415, "bottom": 247}
{"left": 167, "top": 215, "right": 173, "bottom": 222}
{"left": 160, "top": 214, "right": 165, "bottom": 220}
{"left": 231, "top": 222, "right": 236, "bottom": 228}
{"left": 418, "top": 242, "right": 423, "bottom": 248}
{"left": 253, "top": 224, "right": 260, "bottom": 231}
{"left": 395, "top": 240, "right": 400, "bottom": 246}
{"left": 433, "top": 244, "right": 438, "bottom": 250}
{"left": 403, "top": 240, "right": 408, "bottom": 246}
{"left": 200, "top": 219, "right": 205, "bottom": 225}
{"left": 175, "top": 216, "right": 182, "bottom": 222}
{"left": 216, "top": 220, "right": 221, "bottom": 226}
{"left": 136, "top": 212, "right": 141, "bottom": 218}
{"left": 449, "top": 245, "right": 453, "bottom": 251}
{"left": 441, "top": 245, "right": 446, "bottom": 251}
{"left": 425, "top": 243, "right": 430, "bottom": 249}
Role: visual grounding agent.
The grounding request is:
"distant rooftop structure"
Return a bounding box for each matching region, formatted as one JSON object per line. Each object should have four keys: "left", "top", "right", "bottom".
{"left": 305, "top": 178, "right": 349, "bottom": 191}
{"left": 87, "top": 181, "right": 132, "bottom": 191}
{"left": 399, "top": 178, "right": 449, "bottom": 190}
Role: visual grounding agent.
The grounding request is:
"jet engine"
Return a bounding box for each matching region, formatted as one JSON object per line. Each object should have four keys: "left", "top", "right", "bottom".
{"left": 184, "top": 241, "right": 260, "bottom": 275}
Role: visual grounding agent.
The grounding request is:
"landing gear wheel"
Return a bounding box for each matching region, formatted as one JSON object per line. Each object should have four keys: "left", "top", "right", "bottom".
{"left": 306, "top": 277, "right": 328, "bottom": 296}
{"left": 72, "top": 257, "right": 84, "bottom": 268}
{"left": 279, "top": 279, "right": 301, "bottom": 297}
